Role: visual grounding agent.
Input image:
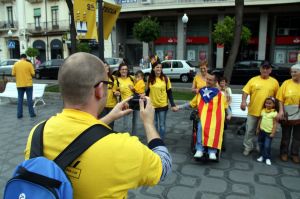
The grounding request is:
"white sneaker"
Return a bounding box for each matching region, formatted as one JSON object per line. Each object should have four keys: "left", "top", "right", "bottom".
{"left": 257, "top": 156, "right": 263, "bottom": 162}
{"left": 209, "top": 153, "right": 217, "bottom": 160}
{"left": 266, "top": 159, "right": 272, "bottom": 165}
{"left": 194, "top": 151, "right": 203, "bottom": 158}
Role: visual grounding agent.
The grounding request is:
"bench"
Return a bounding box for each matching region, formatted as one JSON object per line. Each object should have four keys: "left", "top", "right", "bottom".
{"left": 0, "top": 82, "right": 47, "bottom": 107}
{"left": 230, "top": 93, "right": 249, "bottom": 118}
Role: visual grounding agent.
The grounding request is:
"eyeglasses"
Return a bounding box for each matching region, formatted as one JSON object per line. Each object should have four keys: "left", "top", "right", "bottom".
{"left": 94, "top": 80, "right": 113, "bottom": 88}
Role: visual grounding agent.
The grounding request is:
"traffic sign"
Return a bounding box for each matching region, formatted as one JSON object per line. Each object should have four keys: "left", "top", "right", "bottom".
{"left": 8, "top": 41, "right": 15, "bottom": 49}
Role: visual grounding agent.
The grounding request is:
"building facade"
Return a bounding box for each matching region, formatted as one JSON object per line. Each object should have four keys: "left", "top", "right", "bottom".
{"left": 114, "top": 0, "right": 300, "bottom": 68}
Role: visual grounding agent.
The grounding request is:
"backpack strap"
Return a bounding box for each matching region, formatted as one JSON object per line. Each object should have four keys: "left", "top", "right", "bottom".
{"left": 30, "top": 122, "right": 114, "bottom": 169}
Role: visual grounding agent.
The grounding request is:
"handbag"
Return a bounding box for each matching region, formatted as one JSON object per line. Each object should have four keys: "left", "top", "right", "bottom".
{"left": 0, "top": 74, "right": 8, "bottom": 93}
{"left": 282, "top": 105, "right": 300, "bottom": 125}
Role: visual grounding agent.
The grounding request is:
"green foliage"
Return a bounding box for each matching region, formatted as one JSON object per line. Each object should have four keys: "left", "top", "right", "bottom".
{"left": 133, "top": 17, "right": 160, "bottom": 43}
{"left": 26, "top": 47, "right": 40, "bottom": 58}
{"left": 212, "top": 16, "right": 251, "bottom": 46}
{"left": 76, "top": 42, "right": 91, "bottom": 53}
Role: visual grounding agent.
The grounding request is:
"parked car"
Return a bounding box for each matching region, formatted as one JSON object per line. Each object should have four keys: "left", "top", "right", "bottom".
{"left": 35, "top": 59, "right": 64, "bottom": 79}
{"left": 105, "top": 57, "right": 124, "bottom": 75}
{"left": 141, "top": 60, "right": 196, "bottom": 83}
{"left": 212, "top": 60, "right": 291, "bottom": 85}
{"left": 0, "top": 59, "right": 18, "bottom": 76}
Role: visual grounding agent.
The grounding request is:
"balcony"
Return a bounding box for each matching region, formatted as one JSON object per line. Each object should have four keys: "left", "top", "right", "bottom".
{"left": 27, "top": 20, "right": 70, "bottom": 34}
{"left": 0, "top": 0, "right": 14, "bottom": 3}
{"left": 26, "top": 0, "right": 43, "bottom": 3}
{"left": 0, "top": 21, "right": 18, "bottom": 32}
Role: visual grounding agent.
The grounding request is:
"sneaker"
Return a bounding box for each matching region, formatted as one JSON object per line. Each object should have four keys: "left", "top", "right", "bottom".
{"left": 194, "top": 151, "right": 203, "bottom": 158}
{"left": 266, "top": 159, "right": 272, "bottom": 165}
{"left": 243, "top": 149, "right": 251, "bottom": 156}
{"left": 209, "top": 153, "right": 217, "bottom": 160}
{"left": 257, "top": 156, "right": 263, "bottom": 162}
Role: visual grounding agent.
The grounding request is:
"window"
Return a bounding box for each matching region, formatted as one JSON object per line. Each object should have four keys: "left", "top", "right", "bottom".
{"left": 51, "top": 6, "right": 58, "bottom": 27}
{"left": 162, "top": 62, "right": 171, "bottom": 69}
{"left": 34, "top": 8, "right": 41, "bottom": 29}
{"left": 172, "top": 61, "right": 183, "bottom": 68}
{"left": 7, "top": 6, "right": 13, "bottom": 28}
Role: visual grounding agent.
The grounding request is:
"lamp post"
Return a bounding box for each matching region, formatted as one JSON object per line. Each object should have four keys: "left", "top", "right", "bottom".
{"left": 182, "top": 13, "right": 188, "bottom": 60}
{"left": 7, "top": 29, "right": 13, "bottom": 58}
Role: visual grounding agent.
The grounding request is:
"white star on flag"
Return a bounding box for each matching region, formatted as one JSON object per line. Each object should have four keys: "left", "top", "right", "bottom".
{"left": 203, "top": 88, "right": 212, "bottom": 98}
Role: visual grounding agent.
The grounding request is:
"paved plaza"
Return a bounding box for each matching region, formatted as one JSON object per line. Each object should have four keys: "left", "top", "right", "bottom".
{"left": 0, "top": 96, "right": 300, "bottom": 199}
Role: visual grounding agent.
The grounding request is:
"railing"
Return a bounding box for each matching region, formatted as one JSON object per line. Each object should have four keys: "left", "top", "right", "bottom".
{"left": 27, "top": 20, "right": 70, "bottom": 33}
{"left": 0, "top": 21, "right": 18, "bottom": 31}
{"left": 26, "top": 0, "right": 42, "bottom": 3}
{"left": 0, "top": 0, "right": 14, "bottom": 3}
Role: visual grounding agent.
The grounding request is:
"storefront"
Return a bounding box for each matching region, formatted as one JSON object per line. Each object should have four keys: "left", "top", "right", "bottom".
{"left": 32, "top": 40, "right": 46, "bottom": 62}
{"left": 274, "top": 36, "right": 300, "bottom": 66}
{"left": 50, "top": 39, "right": 63, "bottom": 59}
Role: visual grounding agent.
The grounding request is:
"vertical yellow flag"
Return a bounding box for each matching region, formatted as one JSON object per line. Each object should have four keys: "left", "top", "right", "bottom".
{"left": 103, "top": 1, "right": 121, "bottom": 40}
{"left": 74, "top": 0, "right": 97, "bottom": 40}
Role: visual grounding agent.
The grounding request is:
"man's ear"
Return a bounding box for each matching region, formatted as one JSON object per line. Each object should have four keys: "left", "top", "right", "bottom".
{"left": 95, "top": 82, "right": 104, "bottom": 100}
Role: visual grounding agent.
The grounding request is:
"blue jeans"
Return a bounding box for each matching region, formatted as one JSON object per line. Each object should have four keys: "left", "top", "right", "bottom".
{"left": 195, "top": 122, "right": 217, "bottom": 154}
{"left": 155, "top": 110, "right": 167, "bottom": 139}
{"left": 17, "top": 87, "right": 35, "bottom": 118}
{"left": 258, "top": 130, "right": 273, "bottom": 159}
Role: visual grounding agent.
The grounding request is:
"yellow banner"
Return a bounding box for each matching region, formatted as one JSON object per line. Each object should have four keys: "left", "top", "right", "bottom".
{"left": 74, "top": 0, "right": 97, "bottom": 40}
{"left": 103, "top": 1, "right": 121, "bottom": 40}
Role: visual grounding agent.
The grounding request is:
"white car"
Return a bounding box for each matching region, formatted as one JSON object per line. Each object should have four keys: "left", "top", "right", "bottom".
{"left": 0, "top": 59, "right": 18, "bottom": 76}
{"left": 105, "top": 57, "right": 124, "bottom": 75}
{"left": 141, "top": 60, "right": 196, "bottom": 82}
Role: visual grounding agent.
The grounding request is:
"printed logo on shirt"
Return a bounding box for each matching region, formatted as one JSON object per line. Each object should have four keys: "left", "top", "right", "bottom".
{"left": 65, "top": 167, "right": 81, "bottom": 179}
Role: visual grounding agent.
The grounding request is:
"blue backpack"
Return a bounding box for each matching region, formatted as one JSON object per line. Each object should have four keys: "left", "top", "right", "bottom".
{"left": 4, "top": 121, "right": 113, "bottom": 199}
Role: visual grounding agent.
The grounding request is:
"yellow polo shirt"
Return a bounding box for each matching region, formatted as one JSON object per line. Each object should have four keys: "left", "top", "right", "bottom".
{"left": 12, "top": 60, "right": 35, "bottom": 87}
{"left": 149, "top": 77, "right": 171, "bottom": 108}
{"left": 276, "top": 79, "right": 300, "bottom": 106}
{"left": 117, "top": 76, "right": 134, "bottom": 100}
{"left": 242, "top": 76, "right": 279, "bottom": 117}
{"left": 24, "top": 109, "right": 162, "bottom": 199}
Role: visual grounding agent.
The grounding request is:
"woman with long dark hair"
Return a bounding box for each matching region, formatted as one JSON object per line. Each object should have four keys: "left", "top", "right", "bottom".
{"left": 146, "top": 61, "right": 177, "bottom": 139}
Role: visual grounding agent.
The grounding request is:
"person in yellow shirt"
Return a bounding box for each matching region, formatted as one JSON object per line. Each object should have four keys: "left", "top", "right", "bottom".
{"left": 114, "top": 63, "right": 137, "bottom": 135}
{"left": 240, "top": 61, "right": 279, "bottom": 156}
{"left": 276, "top": 63, "right": 300, "bottom": 163}
{"left": 192, "top": 61, "right": 208, "bottom": 93}
{"left": 98, "top": 61, "right": 118, "bottom": 129}
{"left": 146, "top": 61, "right": 177, "bottom": 139}
{"left": 12, "top": 54, "right": 36, "bottom": 118}
{"left": 131, "top": 70, "right": 145, "bottom": 95}
{"left": 24, "top": 52, "right": 172, "bottom": 199}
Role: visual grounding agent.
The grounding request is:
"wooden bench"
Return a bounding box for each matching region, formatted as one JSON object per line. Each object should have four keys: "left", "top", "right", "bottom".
{"left": 0, "top": 82, "right": 47, "bottom": 107}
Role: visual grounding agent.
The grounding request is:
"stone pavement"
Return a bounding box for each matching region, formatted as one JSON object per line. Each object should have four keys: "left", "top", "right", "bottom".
{"left": 0, "top": 98, "right": 300, "bottom": 199}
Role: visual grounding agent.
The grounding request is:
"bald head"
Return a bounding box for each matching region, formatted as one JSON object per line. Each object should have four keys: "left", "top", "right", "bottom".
{"left": 58, "top": 52, "right": 106, "bottom": 105}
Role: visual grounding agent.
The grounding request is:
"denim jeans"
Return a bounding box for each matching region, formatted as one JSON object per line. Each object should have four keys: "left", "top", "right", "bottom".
{"left": 154, "top": 110, "right": 167, "bottom": 139}
{"left": 258, "top": 130, "right": 273, "bottom": 159}
{"left": 99, "top": 107, "right": 114, "bottom": 129}
{"left": 17, "top": 87, "right": 35, "bottom": 118}
{"left": 195, "top": 122, "right": 217, "bottom": 154}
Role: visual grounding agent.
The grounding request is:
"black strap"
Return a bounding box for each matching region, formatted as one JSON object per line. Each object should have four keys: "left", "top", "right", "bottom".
{"left": 30, "top": 122, "right": 114, "bottom": 169}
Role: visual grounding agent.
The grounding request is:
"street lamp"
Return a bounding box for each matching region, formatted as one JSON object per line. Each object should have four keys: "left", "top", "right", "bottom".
{"left": 182, "top": 13, "right": 189, "bottom": 60}
{"left": 7, "top": 29, "right": 13, "bottom": 58}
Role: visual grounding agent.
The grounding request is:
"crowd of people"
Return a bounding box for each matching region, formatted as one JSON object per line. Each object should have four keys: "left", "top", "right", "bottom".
{"left": 9, "top": 52, "right": 300, "bottom": 197}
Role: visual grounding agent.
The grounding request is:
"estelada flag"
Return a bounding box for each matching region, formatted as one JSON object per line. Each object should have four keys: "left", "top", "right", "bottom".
{"left": 198, "top": 87, "right": 226, "bottom": 149}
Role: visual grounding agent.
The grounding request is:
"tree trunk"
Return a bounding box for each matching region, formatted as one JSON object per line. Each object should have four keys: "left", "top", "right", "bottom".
{"left": 224, "top": 0, "right": 244, "bottom": 83}
{"left": 148, "top": 41, "right": 154, "bottom": 56}
{"left": 66, "top": 0, "right": 77, "bottom": 54}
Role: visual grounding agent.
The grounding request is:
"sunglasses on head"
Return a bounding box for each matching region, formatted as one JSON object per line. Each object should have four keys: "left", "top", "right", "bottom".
{"left": 94, "top": 80, "right": 113, "bottom": 88}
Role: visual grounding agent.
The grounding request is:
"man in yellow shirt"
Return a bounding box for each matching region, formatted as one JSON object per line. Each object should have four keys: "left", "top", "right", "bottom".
{"left": 12, "top": 54, "right": 36, "bottom": 118}
{"left": 240, "top": 61, "right": 279, "bottom": 156}
{"left": 24, "top": 52, "right": 172, "bottom": 199}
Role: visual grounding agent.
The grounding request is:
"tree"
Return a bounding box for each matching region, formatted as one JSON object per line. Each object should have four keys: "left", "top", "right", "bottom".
{"left": 65, "top": 0, "right": 77, "bottom": 54}
{"left": 212, "top": 0, "right": 251, "bottom": 82}
{"left": 76, "top": 42, "right": 91, "bottom": 53}
{"left": 26, "top": 47, "right": 40, "bottom": 59}
{"left": 133, "top": 17, "right": 160, "bottom": 55}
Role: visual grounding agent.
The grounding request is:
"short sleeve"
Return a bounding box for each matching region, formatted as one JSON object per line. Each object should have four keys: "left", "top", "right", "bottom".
{"left": 276, "top": 81, "right": 286, "bottom": 102}
{"left": 242, "top": 78, "right": 253, "bottom": 95}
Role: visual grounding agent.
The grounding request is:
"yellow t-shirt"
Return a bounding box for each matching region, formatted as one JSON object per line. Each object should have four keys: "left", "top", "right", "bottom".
{"left": 134, "top": 79, "right": 145, "bottom": 94}
{"left": 105, "top": 76, "right": 118, "bottom": 108}
{"left": 276, "top": 79, "right": 300, "bottom": 106}
{"left": 260, "top": 109, "right": 277, "bottom": 133}
{"left": 12, "top": 60, "right": 35, "bottom": 87}
{"left": 192, "top": 74, "right": 206, "bottom": 89}
{"left": 149, "top": 77, "right": 172, "bottom": 108}
{"left": 242, "top": 76, "right": 279, "bottom": 117}
{"left": 117, "top": 76, "right": 134, "bottom": 100}
{"left": 24, "top": 109, "right": 162, "bottom": 199}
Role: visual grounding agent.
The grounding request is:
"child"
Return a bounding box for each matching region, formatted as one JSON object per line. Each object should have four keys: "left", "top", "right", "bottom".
{"left": 132, "top": 70, "right": 145, "bottom": 96}
{"left": 256, "top": 96, "right": 278, "bottom": 166}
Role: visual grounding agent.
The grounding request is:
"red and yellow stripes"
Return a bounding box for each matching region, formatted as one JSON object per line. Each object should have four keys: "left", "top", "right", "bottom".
{"left": 197, "top": 92, "right": 225, "bottom": 149}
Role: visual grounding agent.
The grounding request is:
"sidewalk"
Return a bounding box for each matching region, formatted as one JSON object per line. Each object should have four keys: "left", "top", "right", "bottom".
{"left": 0, "top": 98, "right": 300, "bottom": 198}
